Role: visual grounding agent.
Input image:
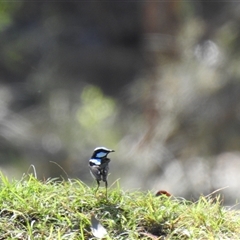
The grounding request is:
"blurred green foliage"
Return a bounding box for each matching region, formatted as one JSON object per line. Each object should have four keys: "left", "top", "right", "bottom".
{"left": 78, "top": 85, "right": 115, "bottom": 128}
{"left": 77, "top": 85, "right": 119, "bottom": 147}
{"left": 0, "top": 3, "right": 22, "bottom": 31}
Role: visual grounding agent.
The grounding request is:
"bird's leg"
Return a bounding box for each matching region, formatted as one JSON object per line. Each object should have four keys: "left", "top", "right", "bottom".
{"left": 95, "top": 180, "right": 100, "bottom": 194}
{"left": 105, "top": 180, "right": 108, "bottom": 199}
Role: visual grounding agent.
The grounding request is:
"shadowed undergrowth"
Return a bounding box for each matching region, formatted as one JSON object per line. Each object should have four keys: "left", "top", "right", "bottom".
{"left": 0, "top": 173, "right": 239, "bottom": 239}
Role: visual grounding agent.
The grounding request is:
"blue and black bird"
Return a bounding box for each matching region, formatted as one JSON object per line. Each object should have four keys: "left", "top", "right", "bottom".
{"left": 89, "top": 147, "right": 115, "bottom": 195}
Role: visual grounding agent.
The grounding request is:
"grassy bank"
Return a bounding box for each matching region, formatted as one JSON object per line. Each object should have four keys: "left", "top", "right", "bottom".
{"left": 0, "top": 173, "right": 239, "bottom": 239}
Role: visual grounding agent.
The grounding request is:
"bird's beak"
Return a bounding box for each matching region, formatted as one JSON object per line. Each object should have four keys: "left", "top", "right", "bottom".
{"left": 111, "top": 150, "right": 115, "bottom": 152}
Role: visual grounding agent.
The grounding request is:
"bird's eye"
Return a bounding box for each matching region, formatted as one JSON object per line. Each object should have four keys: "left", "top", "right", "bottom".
{"left": 96, "top": 152, "right": 107, "bottom": 158}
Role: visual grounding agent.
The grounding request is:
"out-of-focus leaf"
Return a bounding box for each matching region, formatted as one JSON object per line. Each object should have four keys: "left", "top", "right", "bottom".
{"left": 155, "top": 190, "right": 171, "bottom": 197}
{"left": 91, "top": 214, "right": 108, "bottom": 239}
{"left": 77, "top": 85, "right": 115, "bottom": 129}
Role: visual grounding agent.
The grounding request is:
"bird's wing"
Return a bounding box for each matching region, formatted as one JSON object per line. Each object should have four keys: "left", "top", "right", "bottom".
{"left": 99, "top": 158, "right": 110, "bottom": 168}
{"left": 89, "top": 165, "right": 102, "bottom": 181}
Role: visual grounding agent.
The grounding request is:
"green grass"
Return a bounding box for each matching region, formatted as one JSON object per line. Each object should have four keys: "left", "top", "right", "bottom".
{"left": 0, "top": 173, "right": 239, "bottom": 239}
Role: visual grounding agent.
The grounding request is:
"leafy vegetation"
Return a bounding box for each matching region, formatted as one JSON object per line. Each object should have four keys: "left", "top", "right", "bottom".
{"left": 0, "top": 172, "right": 239, "bottom": 239}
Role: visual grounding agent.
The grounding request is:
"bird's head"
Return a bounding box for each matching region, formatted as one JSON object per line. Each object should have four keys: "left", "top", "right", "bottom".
{"left": 91, "top": 147, "right": 115, "bottom": 159}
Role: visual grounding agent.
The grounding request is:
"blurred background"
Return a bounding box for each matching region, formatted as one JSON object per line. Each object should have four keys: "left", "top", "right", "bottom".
{"left": 1, "top": 1, "right": 240, "bottom": 206}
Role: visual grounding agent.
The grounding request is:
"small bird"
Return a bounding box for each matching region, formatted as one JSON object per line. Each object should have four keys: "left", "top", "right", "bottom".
{"left": 89, "top": 147, "right": 115, "bottom": 196}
